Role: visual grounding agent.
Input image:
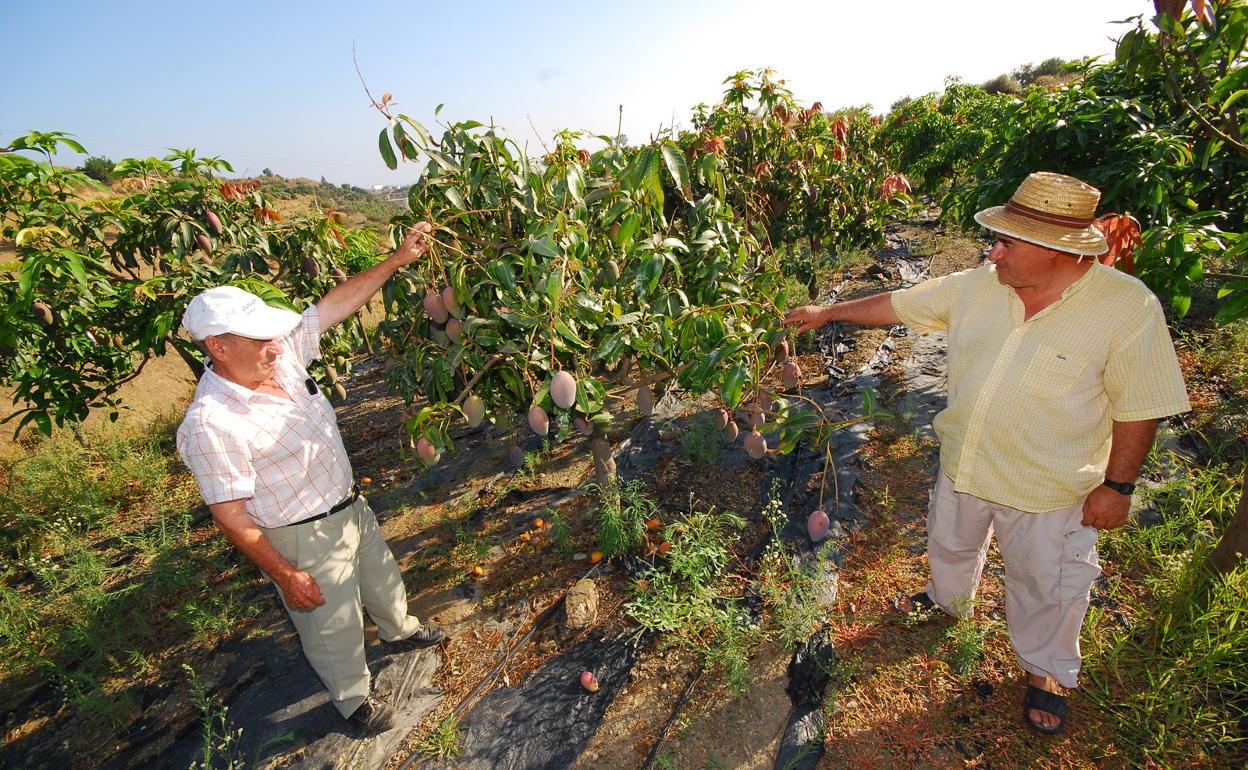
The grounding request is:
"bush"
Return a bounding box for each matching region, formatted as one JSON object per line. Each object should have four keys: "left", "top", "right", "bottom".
{"left": 78, "top": 156, "right": 114, "bottom": 182}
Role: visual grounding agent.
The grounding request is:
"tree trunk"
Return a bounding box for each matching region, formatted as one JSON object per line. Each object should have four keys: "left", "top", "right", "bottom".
{"left": 590, "top": 427, "right": 617, "bottom": 488}
{"left": 1205, "top": 466, "right": 1248, "bottom": 577}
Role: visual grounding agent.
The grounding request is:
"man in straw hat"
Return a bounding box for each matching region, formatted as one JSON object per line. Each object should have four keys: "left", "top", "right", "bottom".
{"left": 176, "top": 222, "right": 445, "bottom": 734}
{"left": 784, "top": 171, "right": 1189, "bottom": 733}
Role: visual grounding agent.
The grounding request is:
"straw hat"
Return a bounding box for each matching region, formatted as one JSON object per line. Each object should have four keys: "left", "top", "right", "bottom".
{"left": 974, "top": 172, "right": 1109, "bottom": 256}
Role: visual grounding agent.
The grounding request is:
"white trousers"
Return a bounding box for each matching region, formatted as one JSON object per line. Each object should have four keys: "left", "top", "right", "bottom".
{"left": 923, "top": 472, "right": 1101, "bottom": 688}
{"left": 263, "top": 495, "right": 423, "bottom": 716}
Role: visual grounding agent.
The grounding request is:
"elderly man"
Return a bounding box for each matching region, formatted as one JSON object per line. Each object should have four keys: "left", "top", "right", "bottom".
{"left": 785, "top": 172, "right": 1189, "bottom": 734}
{"left": 177, "top": 223, "right": 443, "bottom": 734}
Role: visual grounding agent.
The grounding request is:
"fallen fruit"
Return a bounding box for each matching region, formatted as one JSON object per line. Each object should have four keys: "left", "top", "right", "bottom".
{"left": 744, "top": 430, "right": 767, "bottom": 459}
{"left": 470, "top": 565, "right": 485, "bottom": 579}
{"left": 551, "top": 370, "right": 578, "bottom": 409}
{"left": 415, "top": 437, "right": 440, "bottom": 467}
{"left": 528, "top": 405, "right": 550, "bottom": 436}
{"left": 360, "top": 476, "right": 373, "bottom": 485}
{"left": 807, "top": 510, "right": 831, "bottom": 542}
{"left": 423, "top": 291, "right": 449, "bottom": 324}
{"left": 589, "top": 551, "right": 603, "bottom": 564}
{"left": 463, "top": 395, "right": 486, "bottom": 428}
{"left": 723, "top": 421, "right": 739, "bottom": 443}
{"left": 534, "top": 518, "right": 545, "bottom": 529}
{"left": 637, "top": 384, "right": 655, "bottom": 416}
{"left": 580, "top": 670, "right": 599, "bottom": 692}
{"left": 782, "top": 360, "right": 802, "bottom": 390}
{"left": 645, "top": 517, "right": 661, "bottom": 531}
{"left": 657, "top": 541, "right": 671, "bottom": 555}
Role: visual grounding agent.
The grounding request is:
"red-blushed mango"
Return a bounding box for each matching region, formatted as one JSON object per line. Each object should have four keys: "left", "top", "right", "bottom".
{"left": 415, "top": 437, "right": 440, "bottom": 467}
{"left": 302, "top": 255, "right": 320, "bottom": 277}
{"left": 722, "top": 421, "right": 739, "bottom": 443}
{"left": 205, "top": 210, "right": 223, "bottom": 234}
{"left": 744, "top": 430, "right": 767, "bottom": 459}
{"left": 782, "top": 360, "right": 802, "bottom": 390}
{"left": 580, "top": 670, "right": 599, "bottom": 692}
{"left": 332, "top": 383, "right": 347, "bottom": 401}
{"left": 463, "top": 395, "right": 486, "bottom": 428}
{"left": 807, "top": 510, "right": 830, "bottom": 542}
{"left": 195, "top": 233, "right": 213, "bottom": 255}
{"left": 551, "top": 371, "right": 577, "bottom": 409}
{"left": 423, "top": 291, "right": 449, "bottom": 324}
{"left": 528, "top": 405, "right": 550, "bottom": 436}
{"left": 331, "top": 266, "right": 348, "bottom": 282}
{"left": 573, "top": 416, "right": 593, "bottom": 437}
{"left": 637, "top": 384, "right": 655, "bottom": 416}
{"left": 431, "top": 323, "right": 449, "bottom": 346}
{"left": 442, "top": 286, "right": 464, "bottom": 320}
{"left": 446, "top": 319, "right": 464, "bottom": 344}
{"left": 716, "top": 409, "right": 730, "bottom": 429}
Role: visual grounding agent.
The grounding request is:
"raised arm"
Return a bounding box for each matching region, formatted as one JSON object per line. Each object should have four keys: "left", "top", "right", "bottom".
{"left": 315, "top": 222, "right": 432, "bottom": 330}
{"left": 782, "top": 291, "right": 900, "bottom": 334}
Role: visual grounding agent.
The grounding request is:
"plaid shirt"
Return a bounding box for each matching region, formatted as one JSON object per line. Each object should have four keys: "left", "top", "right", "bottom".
{"left": 891, "top": 263, "right": 1190, "bottom": 512}
{"left": 176, "top": 307, "right": 354, "bottom": 527}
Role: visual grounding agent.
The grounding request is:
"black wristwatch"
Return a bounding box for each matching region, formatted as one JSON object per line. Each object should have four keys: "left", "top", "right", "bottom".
{"left": 1102, "top": 478, "right": 1136, "bottom": 496}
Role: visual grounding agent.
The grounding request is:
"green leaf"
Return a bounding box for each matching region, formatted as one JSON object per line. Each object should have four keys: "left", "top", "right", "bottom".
{"left": 720, "top": 363, "right": 747, "bottom": 408}
{"left": 379, "top": 127, "right": 398, "bottom": 170}
{"left": 614, "top": 214, "right": 639, "bottom": 248}
{"left": 660, "top": 142, "right": 691, "bottom": 199}
{"left": 547, "top": 269, "right": 564, "bottom": 307}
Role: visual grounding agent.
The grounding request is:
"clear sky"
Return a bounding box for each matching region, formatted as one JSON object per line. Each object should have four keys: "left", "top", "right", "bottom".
{"left": 1, "top": 0, "right": 1149, "bottom": 188}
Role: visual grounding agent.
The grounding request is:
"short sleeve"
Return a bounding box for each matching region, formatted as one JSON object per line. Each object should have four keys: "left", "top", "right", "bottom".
{"left": 891, "top": 271, "right": 963, "bottom": 334}
{"left": 177, "top": 421, "right": 257, "bottom": 505}
{"left": 1103, "top": 293, "right": 1190, "bottom": 421}
{"left": 288, "top": 306, "right": 322, "bottom": 367}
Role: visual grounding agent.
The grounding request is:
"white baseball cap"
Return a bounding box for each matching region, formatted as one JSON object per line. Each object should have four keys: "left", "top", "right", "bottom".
{"left": 182, "top": 286, "right": 302, "bottom": 341}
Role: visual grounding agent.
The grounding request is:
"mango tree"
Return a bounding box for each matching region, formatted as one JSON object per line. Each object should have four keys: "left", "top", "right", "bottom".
{"left": 370, "top": 71, "right": 904, "bottom": 486}
{"left": 0, "top": 132, "right": 372, "bottom": 435}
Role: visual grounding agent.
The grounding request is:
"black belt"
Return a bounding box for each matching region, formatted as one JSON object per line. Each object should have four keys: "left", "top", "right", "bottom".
{"left": 280, "top": 483, "right": 361, "bottom": 527}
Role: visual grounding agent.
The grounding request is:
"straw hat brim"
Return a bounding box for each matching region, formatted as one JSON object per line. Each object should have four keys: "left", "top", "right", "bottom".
{"left": 974, "top": 206, "right": 1108, "bottom": 256}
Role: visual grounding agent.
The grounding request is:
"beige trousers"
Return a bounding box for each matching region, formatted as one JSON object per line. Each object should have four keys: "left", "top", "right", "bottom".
{"left": 263, "top": 495, "right": 422, "bottom": 717}
{"left": 923, "top": 472, "right": 1101, "bottom": 689}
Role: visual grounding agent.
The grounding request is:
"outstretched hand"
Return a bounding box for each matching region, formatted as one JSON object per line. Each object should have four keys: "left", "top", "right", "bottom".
{"left": 783, "top": 305, "right": 831, "bottom": 334}
{"left": 395, "top": 221, "right": 434, "bottom": 264}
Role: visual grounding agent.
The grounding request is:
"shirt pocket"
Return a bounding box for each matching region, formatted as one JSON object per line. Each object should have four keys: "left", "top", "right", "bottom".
{"left": 1020, "top": 344, "right": 1091, "bottom": 397}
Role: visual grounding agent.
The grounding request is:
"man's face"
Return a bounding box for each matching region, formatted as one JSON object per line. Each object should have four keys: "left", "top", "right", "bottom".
{"left": 207, "top": 333, "right": 282, "bottom": 386}
{"left": 986, "top": 235, "right": 1058, "bottom": 289}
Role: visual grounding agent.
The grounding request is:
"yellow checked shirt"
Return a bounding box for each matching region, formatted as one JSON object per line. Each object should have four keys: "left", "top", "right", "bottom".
{"left": 891, "top": 263, "right": 1190, "bottom": 512}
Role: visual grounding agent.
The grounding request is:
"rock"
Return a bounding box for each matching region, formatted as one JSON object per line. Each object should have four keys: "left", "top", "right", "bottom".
{"left": 563, "top": 578, "right": 598, "bottom": 631}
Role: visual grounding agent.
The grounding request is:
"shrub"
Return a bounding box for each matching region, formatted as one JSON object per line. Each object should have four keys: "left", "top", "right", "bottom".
{"left": 78, "top": 156, "right": 114, "bottom": 182}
